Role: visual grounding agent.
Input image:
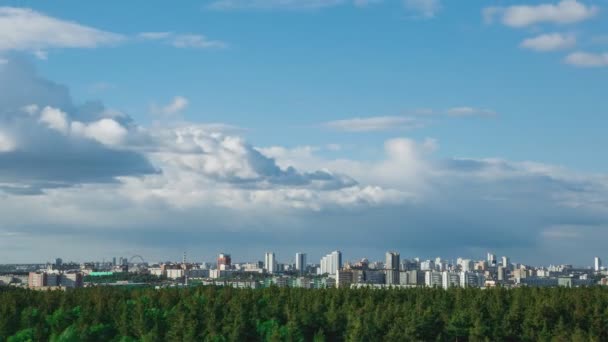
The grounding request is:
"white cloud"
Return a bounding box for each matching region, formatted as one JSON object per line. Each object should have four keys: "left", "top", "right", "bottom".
{"left": 31, "top": 105, "right": 129, "bottom": 146}
{"left": 139, "top": 31, "right": 226, "bottom": 49}
{"left": 0, "top": 131, "right": 15, "bottom": 152}
{"left": 171, "top": 34, "right": 227, "bottom": 49}
{"left": 445, "top": 107, "right": 497, "bottom": 117}
{"left": 21, "top": 104, "right": 39, "bottom": 115}
{"left": 39, "top": 106, "right": 69, "bottom": 134}
{"left": 520, "top": 33, "right": 576, "bottom": 52}
{"left": 0, "top": 7, "right": 124, "bottom": 54}
{"left": 324, "top": 116, "right": 424, "bottom": 132}
{"left": 484, "top": 0, "right": 598, "bottom": 28}
{"left": 71, "top": 118, "right": 128, "bottom": 146}
{"left": 0, "top": 8, "right": 223, "bottom": 58}
{"left": 564, "top": 51, "right": 608, "bottom": 67}
{"left": 138, "top": 32, "right": 172, "bottom": 40}
{"left": 403, "top": 0, "right": 441, "bottom": 18}
{"left": 0, "top": 58, "right": 155, "bottom": 194}
{"left": 152, "top": 96, "right": 189, "bottom": 117}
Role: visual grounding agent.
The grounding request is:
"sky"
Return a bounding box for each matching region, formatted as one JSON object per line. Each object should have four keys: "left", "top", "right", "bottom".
{"left": 0, "top": 0, "right": 607, "bottom": 266}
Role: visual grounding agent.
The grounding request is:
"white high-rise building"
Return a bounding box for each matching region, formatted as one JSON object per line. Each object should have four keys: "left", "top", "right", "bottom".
{"left": 320, "top": 250, "right": 342, "bottom": 275}
{"left": 487, "top": 253, "right": 497, "bottom": 267}
{"left": 420, "top": 260, "right": 435, "bottom": 271}
{"left": 594, "top": 257, "right": 602, "bottom": 272}
{"left": 459, "top": 259, "right": 473, "bottom": 272}
{"left": 295, "top": 253, "right": 307, "bottom": 273}
{"left": 264, "top": 252, "right": 277, "bottom": 274}
{"left": 501, "top": 256, "right": 510, "bottom": 269}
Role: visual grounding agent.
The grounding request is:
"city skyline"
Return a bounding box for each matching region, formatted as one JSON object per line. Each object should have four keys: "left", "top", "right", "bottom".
{"left": 0, "top": 1, "right": 607, "bottom": 264}
{"left": 8, "top": 250, "right": 607, "bottom": 272}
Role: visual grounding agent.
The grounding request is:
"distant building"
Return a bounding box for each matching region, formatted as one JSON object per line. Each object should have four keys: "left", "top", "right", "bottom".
{"left": 61, "top": 273, "right": 83, "bottom": 288}
{"left": 501, "top": 256, "right": 510, "bottom": 269}
{"left": 385, "top": 252, "right": 400, "bottom": 285}
{"left": 217, "top": 253, "right": 231, "bottom": 269}
{"left": 29, "top": 271, "right": 83, "bottom": 289}
{"left": 295, "top": 253, "right": 307, "bottom": 273}
{"left": 364, "top": 270, "right": 385, "bottom": 284}
{"left": 336, "top": 270, "right": 354, "bottom": 288}
{"left": 513, "top": 268, "right": 527, "bottom": 280}
{"left": 487, "top": 253, "right": 497, "bottom": 267}
{"left": 320, "top": 251, "right": 342, "bottom": 275}
{"left": 405, "top": 270, "right": 425, "bottom": 286}
{"left": 425, "top": 271, "right": 442, "bottom": 287}
{"left": 264, "top": 252, "right": 277, "bottom": 274}
{"left": 460, "top": 271, "right": 485, "bottom": 288}
{"left": 459, "top": 259, "right": 473, "bottom": 272}
{"left": 28, "top": 272, "right": 46, "bottom": 288}
{"left": 166, "top": 269, "right": 184, "bottom": 279}
{"left": 420, "top": 260, "right": 435, "bottom": 271}
{"left": 497, "top": 266, "right": 506, "bottom": 281}
{"left": 442, "top": 272, "right": 460, "bottom": 289}
{"left": 595, "top": 257, "right": 602, "bottom": 272}
{"left": 385, "top": 252, "right": 400, "bottom": 270}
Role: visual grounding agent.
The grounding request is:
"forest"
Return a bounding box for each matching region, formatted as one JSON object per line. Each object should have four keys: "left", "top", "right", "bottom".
{"left": 0, "top": 285, "right": 607, "bottom": 341}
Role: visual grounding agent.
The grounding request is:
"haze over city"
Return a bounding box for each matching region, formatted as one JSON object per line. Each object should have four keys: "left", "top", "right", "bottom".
{"left": 0, "top": 0, "right": 607, "bottom": 265}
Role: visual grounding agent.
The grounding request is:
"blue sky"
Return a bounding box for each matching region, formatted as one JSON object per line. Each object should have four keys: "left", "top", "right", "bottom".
{"left": 0, "top": 0, "right": 607, "bottom": 265}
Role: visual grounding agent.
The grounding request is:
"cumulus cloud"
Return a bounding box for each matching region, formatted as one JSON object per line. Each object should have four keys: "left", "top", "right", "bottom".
{"left": 403, "top": 0, "right": 442, "bottom": 18}
{"left": 0, "top": 57, "right": 155, "bottom": 193}
{"left": 564, "top": 51, "right": 608, "bottom": 67}
{"left": 144, "top": 126, "right": 358, "bottom": 191}
{"left": 71, "top": 118, "right": 129, "bottom": 146}
{"left": 520, "top": 33, "right": 576, "bottom": 52}
{"left": 324, "top": 116, "right": 424, "bottom": 132}
{"left": 7, "top": 129, "right": 603, "bottom": 264}
{"left": 0, "top": 7, "right": 123, "bottom": 57}
{"left": 484, "top": 0, "right": 598, "bottom": 28}
{"left": 39, "top": 106, "right": 69, "bottom": 133}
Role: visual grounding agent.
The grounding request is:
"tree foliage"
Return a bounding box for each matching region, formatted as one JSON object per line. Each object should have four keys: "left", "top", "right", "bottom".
{"left": 0, "top": 286, "right": 607, "bottom": 341}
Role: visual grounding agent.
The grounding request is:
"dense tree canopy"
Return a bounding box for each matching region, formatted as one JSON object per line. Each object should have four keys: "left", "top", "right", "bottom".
{"left": 0, "top": 286, "right": 607, "bottom": 341}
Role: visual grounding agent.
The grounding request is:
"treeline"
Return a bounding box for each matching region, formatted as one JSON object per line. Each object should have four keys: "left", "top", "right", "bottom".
{"left": 1, "top": 286, "right": 607, "bottom": 341}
